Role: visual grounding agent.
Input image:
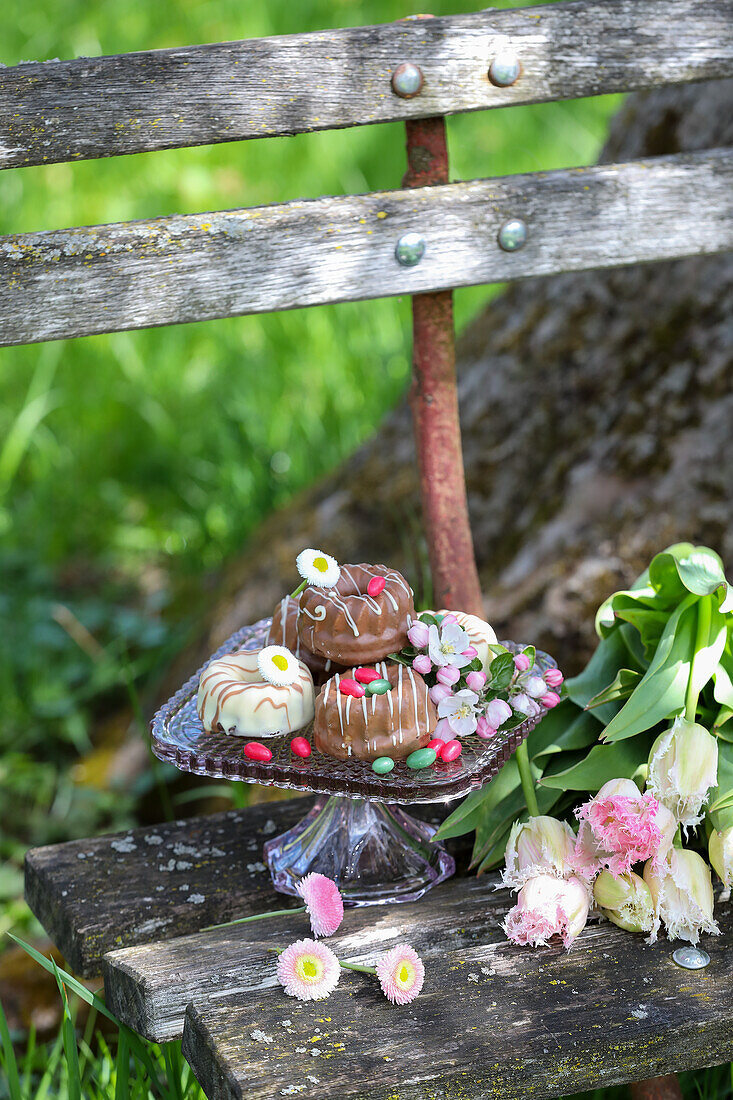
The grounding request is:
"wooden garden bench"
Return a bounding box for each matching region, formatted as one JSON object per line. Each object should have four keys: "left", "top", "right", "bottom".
{"left": 6, "top": 1, "right": 733, "bottom": 1097}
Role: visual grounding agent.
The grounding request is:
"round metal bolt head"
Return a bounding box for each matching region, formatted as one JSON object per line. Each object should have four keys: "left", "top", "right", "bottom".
{"left": 392, "top": 62, "right": 424, "bottom": 98}
{"left": 489, "top": 49, "right": 521, "bottom": 87}
{"left": 498, "top": 218, "right": 528, "bottom": 252}
{"left": 395, "top": 232, "right": 426, "bottom": 267}
{"left": 672, "top": 945, "right": 710, "bottom": 970}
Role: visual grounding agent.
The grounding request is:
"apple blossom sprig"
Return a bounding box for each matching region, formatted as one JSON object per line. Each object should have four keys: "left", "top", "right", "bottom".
{"left": 204, "top": 873, "right": 343, "bottom": 938}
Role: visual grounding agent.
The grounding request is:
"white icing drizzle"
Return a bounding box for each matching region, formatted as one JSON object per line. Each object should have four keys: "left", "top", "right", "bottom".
{"left": 397, "top": 664, "right": 404, "bottom": 743}
{"left": 301, "top": 604, "right": 327, "bottom": 622}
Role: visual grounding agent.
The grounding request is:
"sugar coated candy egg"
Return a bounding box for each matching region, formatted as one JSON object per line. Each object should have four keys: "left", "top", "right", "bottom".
{"left": 338, "top": 677, "right": 366, "bottom": 698}
{"left": 290, "top": 737, "right": 311, "bottom": 758}
{"left": 244, "top": 741, "right": 272, "bottom": 762}
{"left": 354, "top": 667, "right": 380, "bottom": 684}
{"left": 440, "top": 739, "right": 462, "bottom": 762}
{"left": 372, "top": 756, "right": 395, "bottom": 775}
{"left": 366, "top": 678, "right": 391, "bottom": 696}
{"left": 406, "top": 747, "right": 437, "bottom": 770}
{"left": 367, "top": 576, "right": 386, "bottom": 598}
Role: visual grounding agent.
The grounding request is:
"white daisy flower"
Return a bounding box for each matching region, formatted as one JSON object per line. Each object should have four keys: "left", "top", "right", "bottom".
{"left": 295, "top": 549, "right": 341, "bottom": 588}
{"left": 258, "top": 645, "right": 300, "bottom": 687}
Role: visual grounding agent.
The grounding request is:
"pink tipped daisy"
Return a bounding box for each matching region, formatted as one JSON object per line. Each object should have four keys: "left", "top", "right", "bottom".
{"left": 296, "top": 873, "right": 344, "bottom": 937}
{"left": 375, "top": 944, "right": 425, "bottom": 1005}
{"left": 276, "top": 939, "right": 340, "bottom": 1001}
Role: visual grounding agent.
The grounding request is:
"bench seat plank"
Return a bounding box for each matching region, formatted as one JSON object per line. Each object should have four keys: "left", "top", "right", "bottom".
{"left": 1, "top": 0, "right": 730, "bottom": 171}
{"left": 23, "top": 798, "right": 457, "bottom": 977}
{"left": 104, "top": 875, "right": 512, "bottom": 1042}
{"left": 181, "top": 905, "right": 733, "bottom": 1100}
{"left": 2, "top": 149, "right": 731, "bottom": 347}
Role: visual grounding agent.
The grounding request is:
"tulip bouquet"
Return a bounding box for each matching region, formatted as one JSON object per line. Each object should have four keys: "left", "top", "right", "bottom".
{"left": 436, "top": 542, "right": 733, "bottom": 947}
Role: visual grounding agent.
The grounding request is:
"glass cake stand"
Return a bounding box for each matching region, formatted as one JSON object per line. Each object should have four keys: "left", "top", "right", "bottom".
{"left": 151, "top": 619, "right": 555, "bottom": 905}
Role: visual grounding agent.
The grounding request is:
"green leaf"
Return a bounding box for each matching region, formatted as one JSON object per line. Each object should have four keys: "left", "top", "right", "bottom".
{"left": 51, "top": 959, "right": 82, "bottom": 1100}
{"left": 713, "top": 644, "right": 733, "bottom": 711}
{"left": 418, "top": 613, "right": 439, "bottom": 628}
{"left": 539, "top": 734, "right": 654, "bottom": 791}
{"left": 532, "top": 708, "right": 602, "bottom": 761}
{"left": 565, "top": 629, "right": 635, "bottom": 724}
{"left": 708, "top": 741, "right": 733, "bottom": 828}
{"left": 471, "top": 782, "right": 562, "bottom": 868}
{"left": 115, "top": 1031, "right": 130, "bottom": 1100}
{"left": 601, "top": 596, "right": 697, "bottom": 742}
{"left": 488, "top": 651, "right": 515, "bottom": 693}
{"left": 433, "top": 788, "right": 489, "bottom": 840}
{"left": 686, "top": 596, "right": 727, "bottom": 710}
{"left": 0, "top": 997, "right": 22, "bottom": 1100}
{"left": 595, "top": 586, "right": 659, "bottom": 637}
{"left": 650, "top": 543, "right": 730, "bottom": 606}
{"left": 586, "top": 668, "right": 643, "bottom": 709}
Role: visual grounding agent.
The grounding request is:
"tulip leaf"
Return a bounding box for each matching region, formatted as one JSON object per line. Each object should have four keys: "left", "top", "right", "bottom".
{"left": 470, "top": 781, "right": 561, "bottom": 868}
{"left": 539, "top": 733, "right": 654, "bottom": 791}
{"left": 708, "top": 741, "right": 733, "bottom": 816}
{"left": 713, "top": 645, "right": 733, "bottom": 710}
{"left": 565, "top": 629, "right": 634, "bottom": 724}
{"left": 595, "top": 586, "right": 659, "bottom": 637}
{"left": 532, "top": 708, "right": 602, "bottom": 760}
{"left": 649, "top": 543, "right": 730, "bottom": 606}
{"left": 586, "top": 668, "right": 643, "bottom": 710}
{"left": 600, "top": 596, "right": 697, "bottom": 742}
{"left": 685, "top": 596, "right": 727, "bottom": 710}
{"left": 433, "top": 788, "right": 493, "bottom": 841}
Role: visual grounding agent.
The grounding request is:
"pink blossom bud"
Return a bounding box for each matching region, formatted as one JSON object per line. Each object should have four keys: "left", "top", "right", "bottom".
{"left": 544, "top": 668, "right": 564, "bottom": 688}
{"left": 407, "top": 621, "right": 430, "bottom": 649}
{"left": 429, "top": 683, "right": 452, "bottom": 705}
{"left": 513, "top": 653, "right": 531, "bottom": 673}
{"left": 503, "top": 874, "right": 591, "bottom": 949}
{"left": 486, "top": 698, "right": 512, "bottom": 728}
{"left": 540, "top": 691, "right": 561, "bottom": 709}
{"left": 643, "top": 849, "right": 719, "bottom": 944}
{"left": 433, "top": 718, "right": 454, "bottom": 743}
{"left": 441, "top": 613, "right": 458, "bottom": 626}
{"left": 412, "top": 654, "right": 432, "bottom": 675}
{"left": 524, "top": 675, "right": 547, "bottom": 699}
{"left": 465, "top": 670, "right": 487, "bottom": 692}
{"left": 462, "top": 645, "right": 478, "bottom": 659}
{"left": 476, "top": 716, "right": 496, "bottom": 739}
{"left": 436, "top": 665, "right": 460, "bottom": 687}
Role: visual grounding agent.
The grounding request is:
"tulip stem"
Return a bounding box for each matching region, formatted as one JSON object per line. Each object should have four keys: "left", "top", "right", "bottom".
{"left": 516, "top": 740, "right": 540, "bottom": 818}
{"left": 685, "top": 596, "right": 711, "bottom": 723}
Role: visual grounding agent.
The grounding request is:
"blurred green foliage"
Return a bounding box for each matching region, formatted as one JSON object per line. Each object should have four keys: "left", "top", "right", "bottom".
{"left": 0, "top": 0, "right": 618, "bottom": 873}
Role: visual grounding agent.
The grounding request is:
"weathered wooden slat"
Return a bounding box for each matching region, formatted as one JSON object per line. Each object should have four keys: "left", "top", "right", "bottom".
{"left": 104, "top": 875, "right": 509, "bottom": 1042}
{"left": 181, "top": 905, "right": 733, "bottom": 1100}
{"left": 2, "top": 149, "right": 732, "bottom": 347}
{"left": 1, "top": 0, "right": 732, "bottom": 171}
{"left": 23, "top": 798, "right": 461, "bottom": 977}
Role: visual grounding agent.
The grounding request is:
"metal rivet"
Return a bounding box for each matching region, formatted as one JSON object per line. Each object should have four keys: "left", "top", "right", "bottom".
{"left": 498, "top": 218, "right": 527, "bottom": 252}
{"left": 489, "top": 49, "right": 521, "bottom": 87}
{"left": 392, "top": 62, "right": 424, "bottom": 98}
{"left": 673, "top": 945, "right": 710, "bottom": 970}
{"left": 395, "top": 232, "right": 426, "bottom": 266}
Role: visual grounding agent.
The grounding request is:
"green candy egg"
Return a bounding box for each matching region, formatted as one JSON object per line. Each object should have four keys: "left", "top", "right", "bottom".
{"left": 372, "top": 756, "right": 395, "bottom": 775}
{"left": 366, "top": 678, "right": 391, "bottom": 696}
{"left": 406, "top": 747, "right": 437, "bottom": 770}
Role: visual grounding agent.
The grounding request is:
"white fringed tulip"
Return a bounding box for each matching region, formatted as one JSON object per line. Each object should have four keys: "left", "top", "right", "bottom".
{"left": 709, "top": 826, "right": 733, "bottom": 887}
{"left": 501, "top": 816, "right": 577, "bottom": 891}
{"left": 647, "top": 717, "right": 718, "bottom": 827}
{"left": 503, "top": 874, "right": 591, "bottom": 949}
{"left": 643, "top": 849, "right": 720, "bottom": 944}
{"left": 593, "top": 870, "right": 655, "bottom": 934}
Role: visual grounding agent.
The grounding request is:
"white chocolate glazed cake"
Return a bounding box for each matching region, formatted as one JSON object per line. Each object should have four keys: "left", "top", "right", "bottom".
{"left": 197, "top": 651, "right": 315, "bottom": 738}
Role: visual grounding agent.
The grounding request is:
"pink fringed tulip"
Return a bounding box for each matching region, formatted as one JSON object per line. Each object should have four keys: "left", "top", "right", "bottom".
{"left": 412, "top": 654, "right": 432, "bottom": 676}
{"left": 276, "top": 939, "right": 341, "bottom": 1000}
{"left": 643, "top": 849, "right": 719, "bottom": 944}
{"left": 465, "top": 670, "right": 487, "bottom": 691}
{"left": 540, "top": 691, "right": 561, "bottom": 709}
{"left": 647, "top": 717, "right": 719, "bottom": 827}
{"left": 486, "top": 698, "right": 512, "bottom": 728}
{"left": 709, "top": 826, "right": 733, "bottom": 887}
{"left": 375, "top": 944, "right": 425, "bottom": 1005}
{"left": 574, "top": 778, "right": 665, "bottom": 877}
{"left": 501, "top": 816, "right": 577, "bottom": 891}
{"left": 503, "top": 874, "right": 591, "bottom": 949}
{"left": 296, "top": 873, "right": 344, "bottom": 938}
{"left": 407, "top": 621, "right": 430, "bottom": 649}
{"left": 593, "top": 870, "right": 654, "bottom": 934}
{"left": 544, "top": 668, "right": 564, "bottom": 688}
{"left": 436, "top": 665, "right": 460, "bottom": 687}
{"left": 513, "top": 653, "right": 531, "bottom": 673}
{"left": 429, "top": 683, "right": 452, "bottom": 705}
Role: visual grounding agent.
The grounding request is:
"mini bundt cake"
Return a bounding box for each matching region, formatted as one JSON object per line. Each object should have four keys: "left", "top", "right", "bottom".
{"left": 197, "top": 650, "right": 314, "bottom": 737}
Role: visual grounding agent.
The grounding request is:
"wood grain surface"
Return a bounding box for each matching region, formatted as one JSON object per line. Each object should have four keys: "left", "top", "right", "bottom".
{"left": 2, "top": 149, "right": 731, "bottom": 346}
{"left": 2, "top": 0, "right": 731, "bottom": 170}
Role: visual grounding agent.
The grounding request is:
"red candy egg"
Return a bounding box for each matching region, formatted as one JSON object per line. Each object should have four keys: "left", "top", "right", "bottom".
{"left": 427, "top": 739, "right": 444, "bottom": 754}
{"left": 354, "top": 667, "right": 380, "bottom": 684}
{"left": 367, "top": 576, "right": 386, "bottom": 598}
{"left": 338, "top": 678, "right": 366, "bottom": 698}
{"left": 290, "top": 737, "right": 311, "bottom": 758}
{"left": 440, "top": 739, "right": 462, "bottom": 762}
{"left": 244, "top": 741, "right": 272, "bottom": 762}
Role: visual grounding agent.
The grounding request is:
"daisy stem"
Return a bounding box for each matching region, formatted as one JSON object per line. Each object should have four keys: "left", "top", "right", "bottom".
{"left": 516, "top": 740, "right": 539, "bottom": 818}
{"left": 684, "top": 595, "right": 711, "bottom": 723}
{"left": 203, "top": 907, "right": 306, "bottom": 932}
{"left": 338, "top": 961, "right": 377, "bottom": 975}
{"left": 290, "top": 580, "right": 307, "bottom": 598}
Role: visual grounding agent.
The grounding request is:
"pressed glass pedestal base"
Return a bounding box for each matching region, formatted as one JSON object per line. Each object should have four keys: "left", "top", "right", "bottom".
{"left": 263, "top": 795, "right": 455, "bottom": 905}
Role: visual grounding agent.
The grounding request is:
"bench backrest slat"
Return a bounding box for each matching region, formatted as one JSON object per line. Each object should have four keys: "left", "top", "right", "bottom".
{"left": 1, "top": 149, "right": 730, "bottom": 347}
{"left": 1, "top": 0, "right": 731, "bottom": 171}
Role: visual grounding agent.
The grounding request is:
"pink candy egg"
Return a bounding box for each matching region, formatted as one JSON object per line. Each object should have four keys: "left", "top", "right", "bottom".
{"left": 439, "top": 739, "right": 462, "bottom": 762}
{"left": 244, "top": 741, "right": 272, "bottom": 763}
{"left": 290, "top": 737, "right": 311, "bottom": 758}
{"left": 338, "top": 678, "right": 366, "bottom": 698}
{"left": 427, "top": 739, "right": 444, "bottom": 754}
{"left": 354, "top": 667, "right": 380, "bottom": 684}
{"left": 367, "top": 576, "right": 386, "bottom": 597}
